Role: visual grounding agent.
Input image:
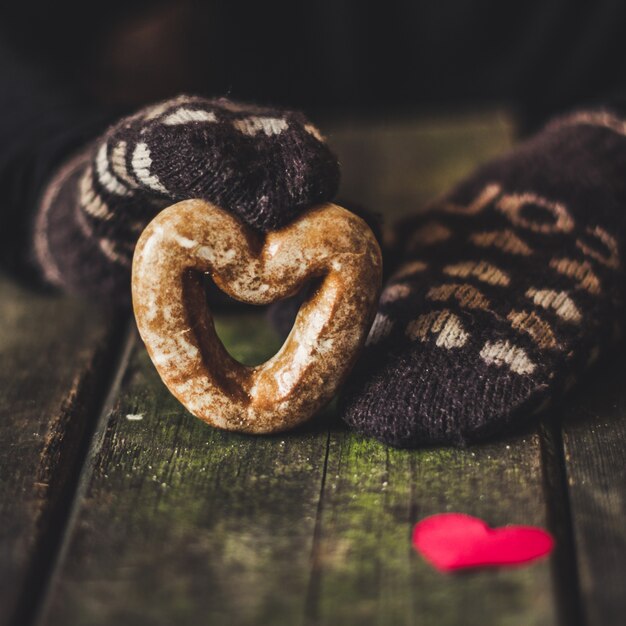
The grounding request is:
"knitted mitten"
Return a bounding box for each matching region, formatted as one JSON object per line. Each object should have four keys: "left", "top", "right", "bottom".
{"left": 340, "top": 107, "right": 626, "bottom": 446}
{"left": 32, "top": 95, "right": 339, "bottom": 302}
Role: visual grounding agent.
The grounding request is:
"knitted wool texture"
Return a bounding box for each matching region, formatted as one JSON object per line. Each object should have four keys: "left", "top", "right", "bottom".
{"left": 340, "top": 108, "right": 626, "bottom": 446}
{"left": 33, "top": 95, "right": 339, "bottom": 301}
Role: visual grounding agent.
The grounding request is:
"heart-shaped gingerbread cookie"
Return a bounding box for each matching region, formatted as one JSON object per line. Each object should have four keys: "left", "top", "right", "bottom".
{"left": 131, "top": 200, "right": 382, "bottom": 434}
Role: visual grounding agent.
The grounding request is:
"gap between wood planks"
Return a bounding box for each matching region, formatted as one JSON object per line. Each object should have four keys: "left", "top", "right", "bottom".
{"left": 539, "top": 417, "right": 586, "bottom": 626}
{"left": 304, "top": 428, "right": 332, "bottom": 625}
{"left": 10, "top": 319, "right": 136, "bottom": 626}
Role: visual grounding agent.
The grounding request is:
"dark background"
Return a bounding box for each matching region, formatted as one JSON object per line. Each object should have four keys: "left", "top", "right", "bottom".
{"left": 2, "top": 0, "right": 626, "bottom": 278}
{"left": 2, "top": 0, "right": 626, "bottom": 130}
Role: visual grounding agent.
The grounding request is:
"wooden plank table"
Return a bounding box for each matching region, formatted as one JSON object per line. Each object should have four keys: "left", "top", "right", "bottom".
{"left": 0, "top": 111, "right": 624, "bottom": 626}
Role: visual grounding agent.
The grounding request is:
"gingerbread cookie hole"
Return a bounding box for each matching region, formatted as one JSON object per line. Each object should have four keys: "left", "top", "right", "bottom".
{"left": 183, "top": 269, "right": 321, "bottom": 374}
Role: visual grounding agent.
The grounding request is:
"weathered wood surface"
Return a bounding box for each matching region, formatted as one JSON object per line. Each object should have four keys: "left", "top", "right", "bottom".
{"left": 42, "top": 317, "right": 332, "bottom": 626}
{"left": 559, "top": 354, "right": 626, "bottom": 626}
{"left": 0, "top": 274, "right": 125, "bottom": 626}
{"left": 308, "top": 432, "right": 556, "bottom": 626}
{"left": 37, "top": 113, "right": 571, "bottom": 626}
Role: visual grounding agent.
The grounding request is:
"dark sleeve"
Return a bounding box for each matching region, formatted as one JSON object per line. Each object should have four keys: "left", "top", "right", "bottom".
{"left": 0, "top": 41, "right": 114, "bottom": 284}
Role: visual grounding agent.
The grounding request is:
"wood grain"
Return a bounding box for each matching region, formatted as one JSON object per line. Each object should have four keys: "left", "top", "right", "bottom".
{"left": 0, "top": 274, "right": 123, "bottom": 626}
{"left": 559, "top": 354, "right": 626, "bottom": 626}
{"left": 43, "top": 316, "right": 332, "bottom": 626}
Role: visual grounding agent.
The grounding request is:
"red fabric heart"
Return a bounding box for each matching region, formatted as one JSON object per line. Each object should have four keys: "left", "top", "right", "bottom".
{"left": 412, "top": 513, "right": 554, "bottom": 572}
